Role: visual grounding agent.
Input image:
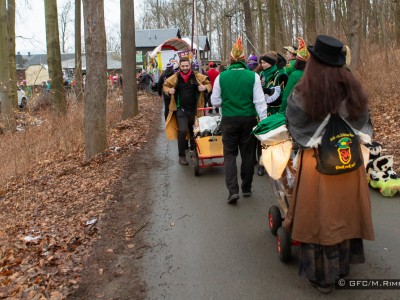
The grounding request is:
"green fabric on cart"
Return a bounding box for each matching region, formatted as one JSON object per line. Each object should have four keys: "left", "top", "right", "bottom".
{"left": 252, "top": 113, "right": 286, "bottom": 135}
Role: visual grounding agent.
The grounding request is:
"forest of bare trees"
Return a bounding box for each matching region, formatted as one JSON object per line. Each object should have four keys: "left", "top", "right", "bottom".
{"left": 2, "top": 0, "right": 400, "bottom": 159}
{"left": 137, "top": 0, "right": 400, "bottom": 68}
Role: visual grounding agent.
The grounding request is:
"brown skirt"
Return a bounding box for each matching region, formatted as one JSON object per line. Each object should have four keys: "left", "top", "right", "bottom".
{"left": 284, "top": 149, "right": 374, "bottom": 245}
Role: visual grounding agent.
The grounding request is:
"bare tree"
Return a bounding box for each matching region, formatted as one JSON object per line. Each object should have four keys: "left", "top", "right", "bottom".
{"left": 347, "top": 0, "right": 361, "bottom": 68}
{"left": 242, "top": 0, "right": 255, "bottom": 54}
{"left": 0, "top": 0, "right": 15, "bottom": 131}
{"left": 256, "top": 0, "right": 264, "bottom": 54}
{"left": 58, "top": 0, "right": 73, "bottom": 53}
{"left": 45, "top": 0, "right": 67, "bottom": 114}
{"left": 267, "top": 0, "right": 276, "bottom": 50}
{"left": 121, "top": 0, "right": 138, "bottom": 119}
{"left": 83, "top": 0, "right": 108, "bottom": 160}
{"left": 395, "top": 0, "right": 400, "bottom": 47}
{"left": 74, "top": 0, "right": 83, "bottom": 102}
{"left": 8, "top": 0, "right": 17, "bottom": 107}
{"left": 106, "top": 27, "right": 121, "bottom": 53}
{"left": 305, "top": 0, "right": 316, "bottom": 43}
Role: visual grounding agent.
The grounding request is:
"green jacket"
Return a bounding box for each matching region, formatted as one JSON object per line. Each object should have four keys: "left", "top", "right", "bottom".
{"left": 284, "top": 59, "right": 296, "bottom": 76}
{"left": 279, "top": 69, "right": 304, "bottom": 114}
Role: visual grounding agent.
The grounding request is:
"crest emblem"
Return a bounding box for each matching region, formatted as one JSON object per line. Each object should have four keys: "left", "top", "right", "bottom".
{"left": 337, "top": 137, "right": 352, "bottom": 164}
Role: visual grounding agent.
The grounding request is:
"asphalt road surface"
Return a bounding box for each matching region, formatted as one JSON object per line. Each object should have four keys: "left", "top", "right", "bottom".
{"left": 141, "top": 121, "right": 400, "bottom": 300}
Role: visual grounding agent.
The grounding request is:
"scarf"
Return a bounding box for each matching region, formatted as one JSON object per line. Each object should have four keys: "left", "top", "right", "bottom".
{"left": 260, "top": 65, "right": 278, "bottom": 88}
{"left": 180, "top": 69, "right": 193, "bottom": 83}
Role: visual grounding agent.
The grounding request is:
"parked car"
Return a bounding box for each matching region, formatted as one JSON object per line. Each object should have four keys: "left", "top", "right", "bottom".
{"left": 0, "top": 87, "right": 27, "bottom": 110}
{"left": 17, "top": 87, "right": 27, "bottom": 108}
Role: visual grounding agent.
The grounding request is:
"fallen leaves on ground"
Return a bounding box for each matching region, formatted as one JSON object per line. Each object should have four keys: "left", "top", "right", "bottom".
{"left": 0, "top": 93, "right": 160, "bottom": 299}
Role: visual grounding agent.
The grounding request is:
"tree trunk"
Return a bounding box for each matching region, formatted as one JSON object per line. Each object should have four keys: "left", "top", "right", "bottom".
{"left": 44, "top": 0, "right": 67, "bottom": 114}
{"left": 275, "top": 0, "right": 285, "bottom": 52}
{"left": 257, "top": 0, "right": 264, "bottom": 54}
{"left": 121, "top": 0, "right": 138, "bottom": 119}
{"left": 242, "top": 0, "right": 255, "bottom": 54}
{"left": 268, "top": 0, "right": 276, "bottom": 50}
{"left": 347, "top": 0, "right": 361, "bottom": 68}
{"left": 8, "top": 0, "right": 17, "bottom": 108}
{"left": 75, "top": 0, "right": 83, "bottom": 103}
{"left": 395, "top": 0, "right": 400, "bottom": 47}
{"left": 83, "top": 0, "right": 108, "bottom": 160}
{"left": 0, "top": 1, "right": 15, "bottom": 131}
{"left": 305, "top": 0, "right": 317, "bottom": 43}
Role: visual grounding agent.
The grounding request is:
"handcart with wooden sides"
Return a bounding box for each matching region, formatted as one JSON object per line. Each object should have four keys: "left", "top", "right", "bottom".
{"left": 192, "top": 107, "right": 224, "bottom": 176}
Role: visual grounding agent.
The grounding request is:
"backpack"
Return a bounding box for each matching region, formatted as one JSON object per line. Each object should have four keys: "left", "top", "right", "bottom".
{"left": 315, "top": 114, "right": 362, "bottom": 175}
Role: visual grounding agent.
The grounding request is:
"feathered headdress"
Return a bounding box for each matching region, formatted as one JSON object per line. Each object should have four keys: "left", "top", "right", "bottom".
{"left": 230, "top": 37, "right": 245, "bottom": 62}
{"left": 296, "top": 37, "right": 310, "bottom": 61}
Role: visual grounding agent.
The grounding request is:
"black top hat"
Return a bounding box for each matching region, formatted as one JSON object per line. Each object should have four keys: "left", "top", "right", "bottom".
{"left": 307, "top": 35, "right": 345, "bottom": 67}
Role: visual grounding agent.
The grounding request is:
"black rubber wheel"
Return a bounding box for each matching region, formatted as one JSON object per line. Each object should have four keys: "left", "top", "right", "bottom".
{"left": 277, "top": 227, "right": 292, "bottom": 262}
{"left": 19, "top": 98, "right": 27, "bottom": 109}
{"left": 268, "top": 205, "right": 282, "bottom": 236}
{"left": 193, "top": 150, "right": 200, "bottom": 176}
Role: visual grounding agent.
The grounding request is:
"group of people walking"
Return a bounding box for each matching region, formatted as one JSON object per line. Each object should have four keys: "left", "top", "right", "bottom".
{"left": 161, "top": 34, "right": 374, "bottom": 294}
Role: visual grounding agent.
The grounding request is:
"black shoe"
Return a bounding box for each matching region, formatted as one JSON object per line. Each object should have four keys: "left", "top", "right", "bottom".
{"left": 242, "top": 190, "right": 252, "bottom": 197}
{"left": 308, "top": 279, "right": 332, "bottom": 294}
{"left": 257, "top": 166, "right": 265, "bottom": 176}
{"left": 179, "top": 157, "right": 189, "bottom": 166}
{"left": 227, "top": 194, "right": 239, "bottom": 204}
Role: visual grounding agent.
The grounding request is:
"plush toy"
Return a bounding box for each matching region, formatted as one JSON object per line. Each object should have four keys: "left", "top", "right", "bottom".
{"left": 365, "top": 142, "right": 400, "bottom": 197}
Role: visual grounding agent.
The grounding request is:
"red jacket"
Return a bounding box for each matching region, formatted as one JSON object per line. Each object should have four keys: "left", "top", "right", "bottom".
{"left": 206, "top": 68, "right": 220, "bottom": 88}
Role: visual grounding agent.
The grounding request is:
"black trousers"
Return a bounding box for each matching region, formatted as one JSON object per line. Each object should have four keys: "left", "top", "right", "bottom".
{"left": 176, "top": 108, "right": 195, "bottom": 157}
{"left": 221, "top": 116, "right": 258, "bottom": 195}
{"left": 163, "top": 95, "right": 171, "bottom": 120}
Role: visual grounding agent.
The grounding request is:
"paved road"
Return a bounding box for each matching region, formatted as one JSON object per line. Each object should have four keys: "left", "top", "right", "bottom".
{"left": 141, "top": 121, "right": 400, "bottom": 300}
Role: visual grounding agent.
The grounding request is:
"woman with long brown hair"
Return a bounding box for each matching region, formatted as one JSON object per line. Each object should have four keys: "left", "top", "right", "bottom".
{"left": 284, "top": 35, "right": 374, "bottom": 293}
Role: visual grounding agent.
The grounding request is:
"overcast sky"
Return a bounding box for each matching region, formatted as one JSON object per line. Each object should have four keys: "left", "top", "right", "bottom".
{"left": 16, "top": 0, "right": 139, "bottom": 54}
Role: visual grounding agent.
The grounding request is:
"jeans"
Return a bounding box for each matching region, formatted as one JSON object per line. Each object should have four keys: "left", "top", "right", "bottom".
{"left": 221, "top": 116, "right": 258, "bottom": 195}
{"left": 176, "top": 108, "right": 195, "bottom": 157}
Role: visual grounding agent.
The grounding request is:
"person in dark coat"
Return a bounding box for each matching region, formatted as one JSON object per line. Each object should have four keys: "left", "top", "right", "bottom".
{"left": 139, "top": 70, "right": 153, "bottom": 92}
{"left": 157, "top": 63, "right": 175, "bottom": 120}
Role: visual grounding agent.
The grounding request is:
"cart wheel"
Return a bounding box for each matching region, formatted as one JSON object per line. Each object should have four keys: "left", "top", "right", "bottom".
{"left": 268, "top": 205, "right": 282, "bottom": 236}
{"left": 193, "top": 151, "right": 200, "bottom": 176}
{"left": 277, "top": 227, "right": 291, "bottom": 262}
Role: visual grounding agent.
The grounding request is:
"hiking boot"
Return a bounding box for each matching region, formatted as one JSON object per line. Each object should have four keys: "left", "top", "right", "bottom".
{"left": 179, "top": 157, "right": 189, "bottom": 166}
{"left": 242, "top": 190, "right": 252, "bottom": 197}
{"left": 308, "top": 279, "right": 332, "bottom": 294}
{"left": 227, "top": 193, "right": 239, "bottom": 204}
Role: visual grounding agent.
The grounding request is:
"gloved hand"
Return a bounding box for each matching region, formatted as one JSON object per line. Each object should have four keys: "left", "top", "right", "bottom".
{"left": 265, "top": 86, "right": 281, "bottom": 104}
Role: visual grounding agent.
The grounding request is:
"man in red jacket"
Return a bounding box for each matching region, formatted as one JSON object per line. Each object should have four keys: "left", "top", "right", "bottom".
{"left": 206, "top": 62, "right": 220, "bottom": 113}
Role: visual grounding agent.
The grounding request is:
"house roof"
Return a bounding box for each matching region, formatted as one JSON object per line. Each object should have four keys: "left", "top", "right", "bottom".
{"left": 135, "top": 28, "right": 181, "bottom": 48}
{"left": 182, "top": 36, "right": 210, "bottom": 51}
{"left": 62, "top": 52, "right": 123, "bottom": 70}
{"left": 16, "top": 28, "right": 183, "bottom": 70}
